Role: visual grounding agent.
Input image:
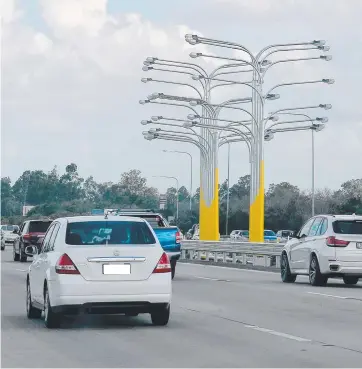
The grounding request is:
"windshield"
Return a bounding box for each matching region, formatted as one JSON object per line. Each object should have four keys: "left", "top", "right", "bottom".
{"left": 66, "top": 221, "right": 156, "bottom": 245}
{"left": 264, "top": 230, "right": 276, "bottom": 236}
{"left": 332, "top": 220, "right": 362, "bottom": 235}
{"left": 241, "top": 231, "right": 249, "bottom": 236}
{"left": 1, "top": 225, "right": 18, "bottom": 232}
{"left": 282, "top": 231, "right": 293, "bottom": 237}
{"left": 29, "top": 221, "right": 52, "bottom": 233}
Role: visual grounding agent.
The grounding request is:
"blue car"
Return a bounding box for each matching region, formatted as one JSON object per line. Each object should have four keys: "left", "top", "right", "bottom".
{"left": 264, "top": 230, "right": 277, "bottom": 242}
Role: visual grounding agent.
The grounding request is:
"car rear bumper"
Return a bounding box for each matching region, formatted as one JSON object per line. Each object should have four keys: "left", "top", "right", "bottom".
{"left": 48, "top": 274, "right": 172, "bottom": 308}
{"left": 327, "top": 260, "right": 362, "bottom": 276}
{"left": 167, "top": 251, "right": 180, "bottom": 261}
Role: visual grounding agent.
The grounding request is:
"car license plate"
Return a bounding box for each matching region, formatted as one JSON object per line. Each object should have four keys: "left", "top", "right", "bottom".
{"left": 356, "top": 242, "right": 362, "bottom": 249}
{"left": 102, "top": 264, "right": 131, "bottom": 275}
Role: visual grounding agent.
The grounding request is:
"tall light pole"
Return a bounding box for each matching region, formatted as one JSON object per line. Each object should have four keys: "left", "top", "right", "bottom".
{"left": 162, "top": 150, "right": 193, "bottom": 211}
{"left": 312, "top": 128, "right": 315, "bottom": 216}
{"left": 226, "top": 142, "right": 231, "bottom": 235}
{"left": 152, "top": 175, "right": 179, "bottom": 222}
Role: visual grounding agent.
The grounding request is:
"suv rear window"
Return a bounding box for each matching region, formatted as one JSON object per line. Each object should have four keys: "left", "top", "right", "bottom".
{"left": 29, "top": 221, "right": 52, "bottom": 233}
{"left": 332, "top": 220, "right": 362, "bottom": 235}
{"left": 66, "top": 221, "right": 156, "bottom": 245}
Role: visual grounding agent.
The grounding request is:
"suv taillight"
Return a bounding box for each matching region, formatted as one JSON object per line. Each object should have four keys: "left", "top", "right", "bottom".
{"left": 176, "top": 231, "right": 182, "bottom": 244}
{"left": 326, "top": 236, "right": 349, "bottom": 247}
{"left": 55, "top": 254, "right": 80, "bottom": 274}
{"left": 23, "top": 234, "right": 31, "bottom": 241}
{"left": 153, "top": 252, "right": 171, "bottom": 273}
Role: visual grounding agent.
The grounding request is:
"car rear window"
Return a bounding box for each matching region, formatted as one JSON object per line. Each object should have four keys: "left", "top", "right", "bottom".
{"left": 241, "top": 231, "right": 249, "bottom": 236}
{"left": 65, "top": 221, "right": 156, "bottom": 245}
{"left": 332, "top": 220, "right": 362, "bottom": 235}
{"left": 29, "top": 221, "right": 52, "bottom": 233}
{"left": 264, "top": 230, "right": 276, "bottom": 236}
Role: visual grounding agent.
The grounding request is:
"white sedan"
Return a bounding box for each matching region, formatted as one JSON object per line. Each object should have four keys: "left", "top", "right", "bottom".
{"left": 281, "top": 214, "right": 362, "bottom": 286}
{"left": 25, "top": 215, "right": 172, "bottom": 328}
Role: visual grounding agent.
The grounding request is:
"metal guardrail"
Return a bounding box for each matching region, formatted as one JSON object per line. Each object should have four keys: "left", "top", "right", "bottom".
{"left": 180, "top": 240, "right": 285, "bottom": 268}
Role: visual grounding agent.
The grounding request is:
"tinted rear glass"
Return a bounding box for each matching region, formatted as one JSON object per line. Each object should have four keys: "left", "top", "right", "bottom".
{"left": 332, "top": 220, "right": 362, "bottom": 235}
{"left": 29, "top": 221, "right": 52, "bottom": 233}
{"left": 66, "top": 221, "right": 156, "bottom": 245}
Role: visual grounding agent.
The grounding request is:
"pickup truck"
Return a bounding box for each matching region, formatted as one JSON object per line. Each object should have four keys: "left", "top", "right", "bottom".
{"left": 107, "top": 209, "right": 181, "bottom": 279}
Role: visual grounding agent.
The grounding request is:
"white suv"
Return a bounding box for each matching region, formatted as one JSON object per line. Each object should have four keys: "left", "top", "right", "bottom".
{"left": 281, "top": 214, "right": 362, "bottom": 286}
{"left": 25, "top": 216, "right": 172, "bottom": 328}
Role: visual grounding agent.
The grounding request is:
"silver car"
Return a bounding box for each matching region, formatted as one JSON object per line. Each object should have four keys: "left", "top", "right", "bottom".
{"left": 281, "top": 214, "right": 362, "bottom": 286}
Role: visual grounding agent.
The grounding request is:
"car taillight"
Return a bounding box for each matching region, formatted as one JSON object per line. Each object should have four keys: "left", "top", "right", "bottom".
{"left": 176, "top": 231, "right": 181, "bottom": 244}
{"left": 23, "top": 234, "right": 31, "bottom": 240}
{"left": 153, "top": 252, "right": 171, "bottom": 273}
{"left": 326, "top": 236, "right": 350, "bottom": 247}
{"left": 55, "top": 254, "right": 80, "bottom": 274}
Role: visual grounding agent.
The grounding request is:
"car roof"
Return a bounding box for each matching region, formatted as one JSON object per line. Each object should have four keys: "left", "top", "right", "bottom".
{"left": 56, "top": 215, "right": 146, "bottom": 223}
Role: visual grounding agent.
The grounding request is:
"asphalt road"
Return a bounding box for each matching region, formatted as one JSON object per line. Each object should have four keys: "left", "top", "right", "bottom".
{"left": 1, "top": 247, "right": 362, "bottom": 368}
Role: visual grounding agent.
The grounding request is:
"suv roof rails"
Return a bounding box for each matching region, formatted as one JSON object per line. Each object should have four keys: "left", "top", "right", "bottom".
{"left": 115, "top": 209, "right": 155, "bottom": 213}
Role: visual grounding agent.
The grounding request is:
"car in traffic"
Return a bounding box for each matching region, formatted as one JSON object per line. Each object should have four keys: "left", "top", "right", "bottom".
{"left": 230, "top": 230, "right": 249, "bottom": 241}
{"left": 1, "top": 225, "right": 20, "bottom": 248}
{"left": 13, "top": 220, "right": 52, "bottom": 262}
{"left": 108, "top": 209, "right": 181, "bottom": 279}
{"left": 264, "top": 230, "right": 277, "bottom": 242}
{"left": 276, "top": 230, "right": 295, "bottom": 242}
{"left": 25, "top": 215, "right": 172, "bottom": 328}
{"left": 281, "top": 214, "right": 362, "bottom": 286}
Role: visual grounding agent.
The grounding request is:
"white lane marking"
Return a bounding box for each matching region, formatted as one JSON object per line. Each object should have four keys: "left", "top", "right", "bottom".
{"left": 15, "top": 269, "right": 27, "bottom": 272}
{"left": 307, "top": 292, "right": 349, "bottom": 299}
{"left": 194, "top": 276, "right": 231, "bottom": 282}
{"left": 244, "top": 325, "right": 311, "bottom": 342}
{"left": 181, "top": 262, "right": 275, "bottom": 275}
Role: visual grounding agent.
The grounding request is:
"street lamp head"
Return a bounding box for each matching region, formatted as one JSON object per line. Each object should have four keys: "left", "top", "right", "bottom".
{"left": 264, "top": 132, "right": 274, "bottom": 141}
{"left": 266, "top": 93, "right": 280, "bottom": 100}
{"left": 322, "top": 78, "right": 335, "bottom": 84}
{"left": 141, "top": 77, "right": 152, "bottom": 83}
{"left": 146, "top": 57, "right": 158, "bottom": 63}
{"left": 189, "top": 100, "right": 200, "bottom": 106}
{"left": 148, "top": 92, "right": 161, "bottom": 100}
{"left": 141, "top": 120, "right": 152, "bottom": 125}
{"left": 320, "top": 55, "right": 332, "bottom": 61}
{"left": 151, "top": 116, "right": 163, "bottom": 121}
{"left": 191, "top": 74, "right": 203, "bottom": 81}
{"left": 187, "top": 113, "right": 200, "bottom": 120}
{"left": 185, "top": 34, "right": 200, "bottom": 45}
{"left": 143, "top": 61, "right": 151, "bottom": 66}
{"left": 142, "top": 66, "right": 153, "bottom": 71}
{"left": 183, "top": 121, "right": 195, "bottom": 128}
{"left": 189, "top": 52, "right": 202, "bottom": 58}
{"left": 260, "top": 59, "right": 271, "bottom": 66}
{"left": 149, "top": 128, "right": 161, "bottom": 133}
{"left": 316, "top": 117, "right": 328, "bottom": 123}
{"left": 313, "top": 123, "right": 326, "bottom": 132}
{"left": 313, "top": 40, "right": 326, "bottom": 46}
{"left": 318, "top": 45, "right": 330, "bottom": 51}
{"left": 269, "top": 115, "right": 279, "bottom": 122}
{"left": 139, "top": 99, "right": 150, "bottom": 105}
{"left": 319, "top": 103, "right": 332, "bottom": 110}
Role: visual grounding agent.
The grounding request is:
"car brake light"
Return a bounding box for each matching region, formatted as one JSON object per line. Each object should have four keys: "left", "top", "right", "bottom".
{"left": 23, "top": 234, "right": 31, "bottom": 240}
{"left": 176, "top": 231, "right": 181, "bottom": 244}
{"left": 55, "top": 254, "right": 80, "bottom": 274}
{"left": 153, "top": 252, "right": 171, "bottom": 273}
{"left": 326, "top": 236, "right": 350, "bottom": 247}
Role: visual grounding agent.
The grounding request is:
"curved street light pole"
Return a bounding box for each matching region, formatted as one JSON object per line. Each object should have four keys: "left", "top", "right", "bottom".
{"left": 153, "top": 175, "right": 179, "bottom": 222}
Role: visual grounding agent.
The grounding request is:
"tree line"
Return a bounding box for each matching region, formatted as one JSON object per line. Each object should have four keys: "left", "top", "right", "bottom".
{"left": 1, "top": 163, "right": 361, "bottom": 234}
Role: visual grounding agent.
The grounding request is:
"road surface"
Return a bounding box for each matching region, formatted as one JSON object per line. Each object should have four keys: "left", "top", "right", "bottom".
{"left": 1, "top": 248, "right": 362, "bottom": 367}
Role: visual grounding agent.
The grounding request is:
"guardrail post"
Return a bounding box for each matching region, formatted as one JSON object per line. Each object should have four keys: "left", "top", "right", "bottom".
{"left": 181, "top": 249, "right": 186, "bottom": 260}
{"left": 242, "top": 254, "right": 247, "bottom": 265}
{"left": 276, "top": 255, "right": 281, "bottom": 268}
{"left": 190, "top": 250, "right": 194, "bottom": 260}
{"left": 223, "top": 252, "right": 226, "bottom": 263}
{"left": 206, "top": 251, "right": 210, "bottom": 261}
{"left": 232, "top": 252, "right": 237, "bottom": 263}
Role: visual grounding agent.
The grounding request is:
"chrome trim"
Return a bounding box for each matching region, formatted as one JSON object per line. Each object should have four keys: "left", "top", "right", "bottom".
{"left": 87, "top": 256, "right": 146, "bottom": 263}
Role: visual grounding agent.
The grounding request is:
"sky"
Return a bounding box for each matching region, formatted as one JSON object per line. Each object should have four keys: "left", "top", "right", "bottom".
{"left": 2, "top": 0, "right": 362, "bottom": 194}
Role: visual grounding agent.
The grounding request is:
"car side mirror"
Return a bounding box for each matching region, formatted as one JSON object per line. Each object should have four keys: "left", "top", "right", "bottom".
{"left": 25, "top": 245, "right": 38, "bottom": 257}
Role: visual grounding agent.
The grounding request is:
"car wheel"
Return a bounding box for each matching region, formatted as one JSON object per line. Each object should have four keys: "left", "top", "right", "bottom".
{"left": 151, "top": 304, "right": 170, "bottom": 326}
{"left": 281, "top": 253, "right": 297, "bottom": 283}
{"left": 26, "top": 281, "right": 42, "bottom": 319}
{"left": 343, "top": 276, "right": 359, "bottom": 285}
{"left": 1, "top": 245, "right": 5, "bottom": 251}
{"left": 309, "top": 255, "right": 328, "bottom": 286}
{"left": 13, "top": 246, "right": 20, "bottom": 261}
{"left": 171, "top": 260, "right": 176, "bottom": 280}
{"left": 44, "top": 286, "right": 62, "bottom": 329}
{"left": 20, "top": 247, "right": 27, "bottom": 262}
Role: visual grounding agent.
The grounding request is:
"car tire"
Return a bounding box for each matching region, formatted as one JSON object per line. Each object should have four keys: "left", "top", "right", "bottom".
{"left": 20, "top": 247, "right": 27, "bottom": 263}
{"left": 309, "top": 255, "right": 328, "bottom": 286}
{"left": 281, "top": 252, "right": 297, "bottom": 283}
{"left": 44, "top": 286, "right": 62, "bottom": 329}
{"left": 26, "top": 281, "right": 42, "bottom": 319}
{"left": 1, "top": 246, "right": 5, "bottom": 251}
{"left": 171, "top": 260, "right": 176, "bottom": 280}
{"left": 343, "top": 276, "right": 359, "bottom": 285}
{"left": 13, "top": 246, "right": 20, "bottom": 261}
{"left": 151, "top": 304, "right": 170, "bottom": 326}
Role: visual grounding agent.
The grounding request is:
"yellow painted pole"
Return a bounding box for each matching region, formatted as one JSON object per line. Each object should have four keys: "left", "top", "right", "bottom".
{"left": 199, "top": 168, "right": 219, "bottom": 241}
